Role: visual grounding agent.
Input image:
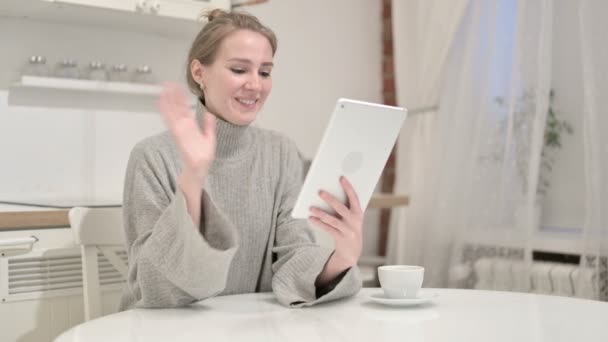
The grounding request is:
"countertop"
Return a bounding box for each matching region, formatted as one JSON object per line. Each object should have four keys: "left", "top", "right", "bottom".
{"left": 0, "top": 199, "right": 121, "bottom": 231}
{"left": 0, "top": 203, "right": 70, "bottom": 231}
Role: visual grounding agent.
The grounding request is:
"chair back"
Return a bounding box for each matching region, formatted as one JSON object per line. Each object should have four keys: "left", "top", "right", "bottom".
{"left": 69, "top": 207, "right": 127, "bottom": 321}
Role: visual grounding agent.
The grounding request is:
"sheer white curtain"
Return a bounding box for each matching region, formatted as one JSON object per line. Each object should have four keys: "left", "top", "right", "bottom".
{"left": 389, "top": 0, "right": 556, "bottom": 288}
{"left": 386, "top": 0, "right": 469, "bottom": 271}
{"left": 579, "top": 0, "right": 607, "bottom": 300}
{"left": 390, "top": 0, "right": 607, "bottom": 299}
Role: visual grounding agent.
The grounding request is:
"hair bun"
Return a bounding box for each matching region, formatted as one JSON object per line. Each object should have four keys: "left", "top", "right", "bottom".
{"left": 207, "top": 8, "right": 227, "bottom": 22}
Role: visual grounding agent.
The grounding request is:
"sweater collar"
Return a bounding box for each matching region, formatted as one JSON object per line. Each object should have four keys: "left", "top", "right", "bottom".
{"left": 196, "top": 101, "right": 253, "bottom": 162}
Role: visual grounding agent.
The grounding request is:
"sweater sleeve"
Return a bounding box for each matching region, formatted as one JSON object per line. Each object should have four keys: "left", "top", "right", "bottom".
{"left": 119, "top": 141, "right": 238, "bottom": 309}
{"left": 271, "top": 139, "right": 362, "bottom": 307}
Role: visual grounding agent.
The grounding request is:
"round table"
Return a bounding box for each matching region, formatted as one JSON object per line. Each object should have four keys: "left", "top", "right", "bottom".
{"left": 55, "top": 288, "right": 608, "bottom": 342}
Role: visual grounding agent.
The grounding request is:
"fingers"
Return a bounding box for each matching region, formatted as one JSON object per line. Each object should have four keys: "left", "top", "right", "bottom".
{"left": 158, "top": 87, "right": 174, "bottom": 127}
{"left": 158, "top": 83, "right": 194, "bottom": 130}
{"left": 167, "top": 82, "right": 190, "bottom": 108}
{"left": 318, "top": 190, "right": 352, "bottom": 222}
{"left": 340, "top": 176, "right": 362, "bottom": 215}
{"left": 309, "top": 207, "right": 345, "bottom": 232}
{"left": 315, "top": 177, "right": 363, "bottom": 226}
{"left": 163, "top": 83, "right": 189, "bottom": 109}
{"left": 308, "top": 216, "right": 341, "bottom": 239}
{"left": 202, "top": 111, "right": 217, "bottom": 141}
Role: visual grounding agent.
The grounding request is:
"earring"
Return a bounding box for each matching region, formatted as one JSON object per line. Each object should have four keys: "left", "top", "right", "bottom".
{"left": 200, "top": 83, "right": 206, "bottom": 91}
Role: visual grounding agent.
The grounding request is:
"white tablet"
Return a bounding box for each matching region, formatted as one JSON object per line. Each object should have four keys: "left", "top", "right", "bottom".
{"left": 292, "top": 98, "right": 407, "bottom": 219}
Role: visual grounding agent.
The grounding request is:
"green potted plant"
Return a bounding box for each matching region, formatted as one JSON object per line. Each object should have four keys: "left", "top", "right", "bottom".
{"left": 539, "top": 90, "right": 574, "bottom": 195}
{"left": 495, "top": 89, "right": 573, "bottom": 196}
{"left": 494, "top": 90, "right": 573, "bottom": 229}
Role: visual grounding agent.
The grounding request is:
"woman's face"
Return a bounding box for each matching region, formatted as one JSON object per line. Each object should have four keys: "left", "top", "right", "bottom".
{"left": 192, "top": 29, "right": 274, "bottom": 125}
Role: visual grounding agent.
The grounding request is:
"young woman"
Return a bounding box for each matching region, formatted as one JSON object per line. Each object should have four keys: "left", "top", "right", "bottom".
{"left": 120, "top": 9, "right": 363, "bottom": 309}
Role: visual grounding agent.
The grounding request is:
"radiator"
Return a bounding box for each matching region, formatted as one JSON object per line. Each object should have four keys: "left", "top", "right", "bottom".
{"left": 451, "top": 257, "right": 600, "bottom": 299}
{"left": 0, "top": 246, "right": 126, "bottom": 342}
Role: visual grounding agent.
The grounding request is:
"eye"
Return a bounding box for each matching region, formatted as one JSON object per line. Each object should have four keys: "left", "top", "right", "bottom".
{"left": 259, "top": 71, "right": 272, "bottom": 78}
{"left": 230, "top": 68, "right": 246, "bottom": 74}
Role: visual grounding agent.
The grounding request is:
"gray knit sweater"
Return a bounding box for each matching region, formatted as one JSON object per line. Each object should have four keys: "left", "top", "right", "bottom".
{"left": 118, "top": 110, "right": 361, "bottom": 310}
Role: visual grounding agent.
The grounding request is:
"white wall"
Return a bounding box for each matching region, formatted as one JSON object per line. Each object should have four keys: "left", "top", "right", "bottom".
{"left": 247, "top": 0, "right": 382, "bottom": 158}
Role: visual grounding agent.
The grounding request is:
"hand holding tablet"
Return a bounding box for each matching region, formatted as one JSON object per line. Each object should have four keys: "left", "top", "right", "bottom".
{"left": 292, "top": 98, "right": 407, "bottom": 219}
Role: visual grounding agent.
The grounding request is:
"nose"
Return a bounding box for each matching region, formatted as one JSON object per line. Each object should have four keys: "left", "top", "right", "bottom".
{"left": 244, "top": 73, "right": 261, "bottom": 91}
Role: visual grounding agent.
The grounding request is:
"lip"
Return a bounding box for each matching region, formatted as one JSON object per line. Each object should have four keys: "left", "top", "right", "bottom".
{"left": 234, "top": 97, "right": 259, "bottom": 110}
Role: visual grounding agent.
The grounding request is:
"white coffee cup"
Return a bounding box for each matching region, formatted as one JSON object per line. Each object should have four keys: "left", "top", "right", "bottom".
{"left": 378, "top": 265, "right": 424, "bottom": 299}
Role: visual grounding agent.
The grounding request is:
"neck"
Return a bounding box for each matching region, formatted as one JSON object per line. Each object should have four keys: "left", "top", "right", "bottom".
{"left": 196, "top": 102, "right": 252, "bottom": 161}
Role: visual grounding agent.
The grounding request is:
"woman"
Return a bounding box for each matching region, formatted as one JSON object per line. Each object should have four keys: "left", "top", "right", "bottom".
{"left": 120, "top": 9, "right": 363, "bottom": 309}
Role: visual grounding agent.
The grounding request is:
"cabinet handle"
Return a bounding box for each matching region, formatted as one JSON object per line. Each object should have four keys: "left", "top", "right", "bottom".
{"left": 0, "top": 236, "right": 38, "bottom": 248}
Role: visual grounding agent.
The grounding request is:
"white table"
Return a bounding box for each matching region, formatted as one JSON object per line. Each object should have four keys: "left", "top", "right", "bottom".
{"left": 55, "top": 288, "right": 608, "bottom": 342}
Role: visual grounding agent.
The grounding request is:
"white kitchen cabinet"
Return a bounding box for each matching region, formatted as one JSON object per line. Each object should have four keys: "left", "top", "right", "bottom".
{"left": 146, "top": 0, "right": 231, "bottom": 21}
{"left": 0, "top": 0, "right": 231, "bottom": 36}
{"left": 46, "top": 0, "right": 232, "bottom": 20}
{"left": 45, "top": 0, "right": 138, "bottom": 12}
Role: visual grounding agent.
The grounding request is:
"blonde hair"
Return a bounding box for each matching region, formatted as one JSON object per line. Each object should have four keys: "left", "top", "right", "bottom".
{"left": 186, "top": 9, "right": 278, "bottom": 100}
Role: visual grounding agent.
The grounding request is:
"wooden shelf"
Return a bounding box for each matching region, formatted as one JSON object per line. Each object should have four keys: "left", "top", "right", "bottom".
{"left": 368, "top": 194, "right": 409, "bottom": 209}
{"left": 8, "top": 76, "right": 164, "bottom": 112}
{"left": 8, "top": 76, "right": 201, "bottom": 111}
{"left": 14, "top": 76, "right": 162, "bottom": 94}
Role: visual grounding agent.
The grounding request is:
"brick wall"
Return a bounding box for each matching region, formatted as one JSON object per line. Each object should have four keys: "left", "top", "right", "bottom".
{"left": 378, "top": 0, "right": 397, "bottom": 256}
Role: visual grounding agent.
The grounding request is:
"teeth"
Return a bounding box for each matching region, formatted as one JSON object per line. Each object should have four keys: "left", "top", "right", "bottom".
{"left": 237, "top": 98, "right": 256, "bottom": 105}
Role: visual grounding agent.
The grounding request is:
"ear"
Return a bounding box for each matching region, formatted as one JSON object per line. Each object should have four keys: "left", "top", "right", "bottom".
{"left": 190, "top": 59, "right": 206, "bottom": 86}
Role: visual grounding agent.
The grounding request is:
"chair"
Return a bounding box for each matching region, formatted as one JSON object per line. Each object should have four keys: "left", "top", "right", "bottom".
{"left": 69, "top": 207, "right": 127, "bottom": 321}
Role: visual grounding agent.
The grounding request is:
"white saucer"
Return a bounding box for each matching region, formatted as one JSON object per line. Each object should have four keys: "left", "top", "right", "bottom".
{"left": 368, "top": 290, "right": 438, "bottom": 307}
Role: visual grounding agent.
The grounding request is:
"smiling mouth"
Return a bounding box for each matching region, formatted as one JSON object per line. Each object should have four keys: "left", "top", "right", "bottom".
{"left": 236, "top": 97, "right": 258, "bottom": 106}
